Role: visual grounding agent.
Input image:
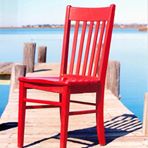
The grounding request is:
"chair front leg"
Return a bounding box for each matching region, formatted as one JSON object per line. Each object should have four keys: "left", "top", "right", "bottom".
{"left": 60, "top": 87, "right": 70, "bottom": 148}
{"left": 18, "top": 82, "right": 27, "bottom": 148}
{"left": 96, "top": 88, "right": 106, "bottom": 146}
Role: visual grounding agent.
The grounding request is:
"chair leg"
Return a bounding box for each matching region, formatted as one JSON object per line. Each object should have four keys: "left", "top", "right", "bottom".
{"left": 18, "top": 82, "right": 26, "bottom": 148}
{"left": 60, "top": 88, "right": 70, "bottom": 148}
{"left": 59, "top": 94, "right": 62, "bottom": 122}
{"left": 96, "top": 90, "right": 106, "bottom": 146}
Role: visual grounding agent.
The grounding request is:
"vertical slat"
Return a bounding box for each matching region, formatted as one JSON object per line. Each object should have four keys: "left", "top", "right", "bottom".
{"left": 82, "top": 21, "right": 94, "bottom": 76}
{"left": 60, "top": 6, "right": 71, "bottom": 76}
{"left": 98, "top": 5, "right": 115, "bottom": 81}
{"left": 69, "top": 21, "right": 79, "bottom": 74}
{"left": 87, "top": 21, "right": 100, "bottom": 76}
{"left": 75, "top": 21, "right": 87, "bottom": 75}
{"left": 93, "top": 21, "right": 106, "bottom": 76}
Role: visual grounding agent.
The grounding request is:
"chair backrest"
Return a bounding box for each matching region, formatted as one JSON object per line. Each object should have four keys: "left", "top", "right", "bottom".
{"left": 60, "top": 4, "right": 115, "bottom": 82}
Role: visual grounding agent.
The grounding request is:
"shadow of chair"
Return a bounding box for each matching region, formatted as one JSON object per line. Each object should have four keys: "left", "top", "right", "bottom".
{"left": 23, "top": 114, "right": 142, "bottom": 148}
{"left": 105, "top": 113, "right": 142, "bottom": 143}
{"left": 0, "top": 122, "right": 18, "bottom": 131}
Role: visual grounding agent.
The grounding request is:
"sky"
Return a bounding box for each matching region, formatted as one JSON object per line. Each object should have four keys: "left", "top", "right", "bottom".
{"left": 0, "top": 0, "right": 147, "bottom": 27}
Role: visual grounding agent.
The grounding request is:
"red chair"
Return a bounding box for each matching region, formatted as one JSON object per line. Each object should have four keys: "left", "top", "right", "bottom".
{"left": 18, "top": 4, "right": 115, "bottom": 148}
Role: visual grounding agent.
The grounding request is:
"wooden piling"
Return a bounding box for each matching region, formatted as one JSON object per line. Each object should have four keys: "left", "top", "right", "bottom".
{"left": 106, "top": 61, "right": 120, "bottom": 98}
{"left": 38, "top": 46, "right": 47, "bottom": 63}
{"left": 143, "top": 93, "right": 148, "bottom": 136}
{"left": 9, "top": 64, "right": 26, "bottom": 98}
{"left": 23, "top": 43, "right": 36, "bottom": 73}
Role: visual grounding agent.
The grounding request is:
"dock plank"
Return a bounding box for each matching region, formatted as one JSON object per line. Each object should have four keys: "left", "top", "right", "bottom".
{"left": 0, "top": 63, "right": 147, "bottom": 148}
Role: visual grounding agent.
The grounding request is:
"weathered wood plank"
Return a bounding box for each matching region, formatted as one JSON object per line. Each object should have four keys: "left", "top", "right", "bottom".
{"left": 38, "top": 46, "right": 47, "bottom": 63}
{"left": 9, "top": 64, "right": 26, "bottom": 97}
{"left": 0, "top": 62, "right": 13, "bottom": 75}
{"left": 23, "top": 43, "right": 36, "bottom": 73}
{"left": 143, "top": 93, "right": 148, "bottom": 136}
{"left": 106, "top": 61, "right": 120, "bottom": 97}
{"left": 1, "top": 63, "right": 147, "bottom": 148}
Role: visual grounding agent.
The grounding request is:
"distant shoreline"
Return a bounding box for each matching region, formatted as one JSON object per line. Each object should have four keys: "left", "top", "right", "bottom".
{"left": 0, "top": 24, "right": 147, "bottom": 32}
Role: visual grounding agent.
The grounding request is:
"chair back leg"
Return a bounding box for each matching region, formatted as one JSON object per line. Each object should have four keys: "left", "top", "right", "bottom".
{"left": 96, "top": 89, "right": 106, "bottom": 145}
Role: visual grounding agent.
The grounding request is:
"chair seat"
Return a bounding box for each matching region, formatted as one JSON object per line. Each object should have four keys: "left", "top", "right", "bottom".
{"left": 19, "top": 75, "right": 100, "bottom": 86}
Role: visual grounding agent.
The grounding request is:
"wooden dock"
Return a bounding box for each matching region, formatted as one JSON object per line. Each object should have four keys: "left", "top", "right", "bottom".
{"left": 0, "top": 63, "right": 148, "bottom": 148}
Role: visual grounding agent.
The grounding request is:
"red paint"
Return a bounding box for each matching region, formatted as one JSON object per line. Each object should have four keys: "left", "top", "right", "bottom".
{"left": 18, "top": 4, "right": 115, "bottom": 148}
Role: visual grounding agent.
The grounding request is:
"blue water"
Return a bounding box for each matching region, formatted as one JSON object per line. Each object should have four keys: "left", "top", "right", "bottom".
{"left": 0, "top": 28, "right": 147, "bottom": 121}
{"left": 0, "top": 85, "right": 9, "bottom": 116}
{"left": 110, "top": 29, "right": 148, "bottom": 121}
